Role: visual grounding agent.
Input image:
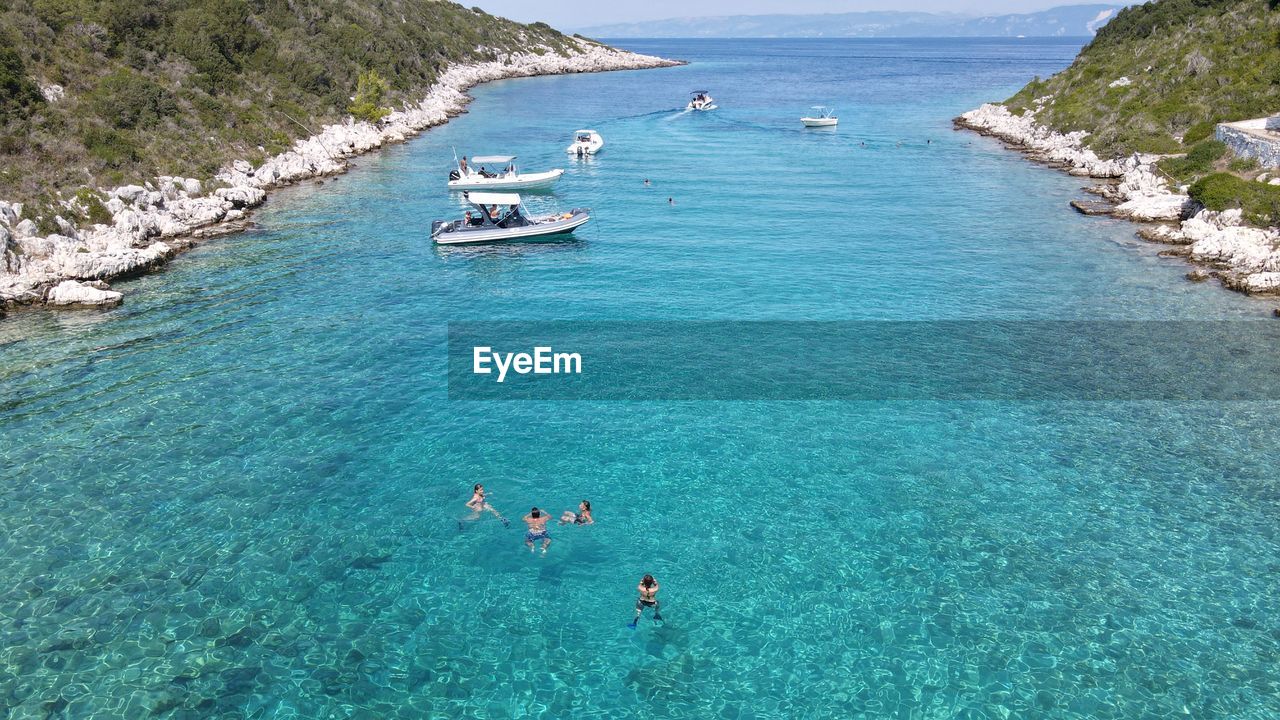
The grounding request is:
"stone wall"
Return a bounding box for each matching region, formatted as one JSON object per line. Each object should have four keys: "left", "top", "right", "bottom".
{"left": 1217, "top": 119, "right": 1280, "bottom": 168}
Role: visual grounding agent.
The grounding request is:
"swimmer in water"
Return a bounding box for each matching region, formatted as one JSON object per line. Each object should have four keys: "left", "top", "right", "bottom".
{"left": 668, "top": 197, "right": 675, "bottom": 205}
{"left": 643, "top": 178, "right": 651, "bottom": 187}
{"left": 559, "top": 500, "right": 593, "bottom": 526}
{"left": 524, "top": 507, "right": 552, "bottom": 555}
{"left": 629, "top": 574, "right": 662, "bottom": 628}
{"left": 464, "top": 484, "right": 508, "bottom": 527}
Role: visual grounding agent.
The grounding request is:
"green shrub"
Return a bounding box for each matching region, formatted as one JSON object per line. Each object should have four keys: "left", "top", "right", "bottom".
{"left": 1189, "top": 172, "right": 1280, "bottom": 226}
{"left": 348, "top": 70, "right": 390, "bottom": 123}
{"left": 83, "top": 127, "right": 139, "bottom": 167}
{"left": 92, "top": 69, "right": 177, "bottom": 129}
{"left": 0, "top": 45, "right": 44, "bottom": 121}
{"left": 20, "top": 202, "right": 60, "bottom": 236}
{"left": 1229, "top": 156, "right": 1260, "bottom": 172}
{"left": 73, "top": 188, "right": 113, "bottom": 225}
{"left": 1182, "top": 121, "right": 1218, "bottom": 145}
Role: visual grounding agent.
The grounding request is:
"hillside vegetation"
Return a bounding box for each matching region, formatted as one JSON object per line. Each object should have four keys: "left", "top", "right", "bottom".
{"left": 0, "top": 0, "right": 577, "bottom": 214}
{"left": 1005, "top": 0, "right": 1280, "bottom": 156}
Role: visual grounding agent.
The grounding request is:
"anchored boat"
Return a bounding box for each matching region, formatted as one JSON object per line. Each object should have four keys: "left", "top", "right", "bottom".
{"left": 447, "top": 155, "right": 563, "bottom": 192}
{"left": 801, "top": 106, "right": 838, "bottom": 127}
{"left": 567, "top": 130, "right": 604, "bottom": 157}
{"left": 431, "top": 192, "right": 590, "bottom": 245}
{"left": 687, "top": 91, "right": 717, "bottom": 111}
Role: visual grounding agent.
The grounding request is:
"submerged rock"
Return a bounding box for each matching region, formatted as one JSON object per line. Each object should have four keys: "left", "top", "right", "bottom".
{"left": 1070, "top": 199, "right": 1116, "bottom": 216}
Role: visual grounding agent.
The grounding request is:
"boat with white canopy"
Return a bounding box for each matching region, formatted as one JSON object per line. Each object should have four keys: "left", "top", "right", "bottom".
{"left": 566, "top": 130, "right": 604, "bottom": 156}
{"left": 687, "top": 91, "right": 717, "bottom": 111}
{"left": 431, "top": 192, "right": 590, "bottom": 245}
{"left": 801, "top": 106, "right": 838, "bottom": 127}
{"left": 447, "top": 155, "right": 564, "bottom": 191}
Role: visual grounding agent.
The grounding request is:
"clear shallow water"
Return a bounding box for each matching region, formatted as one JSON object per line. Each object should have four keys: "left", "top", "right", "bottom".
{"left": 2, "top": 38, "right": 1279, "bottom": 719}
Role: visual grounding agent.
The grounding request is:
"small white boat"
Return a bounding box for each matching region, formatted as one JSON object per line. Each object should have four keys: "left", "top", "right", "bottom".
{"left": 447, "top": 155, "right": 563, "bottom": 192}
{"left": 566, "top": 129, "right": 604, "bottom": 157}
{"left": 801, "top": 106, "right": 838, "bottom": 127}
{"left": 687, "top": 91, "right": 717, "bottom": 111}
{"left": 431, "top": 192, "right": 590, "bottom": 245}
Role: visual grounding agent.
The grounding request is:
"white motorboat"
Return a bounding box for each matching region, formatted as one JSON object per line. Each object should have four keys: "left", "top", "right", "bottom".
{"left": 801, "top": 106, "right": 838, "bottom": 127}
{"left": 431, "top": 192, "right": 590, "bottom": 245}
{"left": 566, "top": 129, "right": 604, "bottom": 157}
{"left": 687, "top": 91, "right": 717, "bottom": 111}
{"left": 447, "top": 155, "right": 563, "bottom": 192}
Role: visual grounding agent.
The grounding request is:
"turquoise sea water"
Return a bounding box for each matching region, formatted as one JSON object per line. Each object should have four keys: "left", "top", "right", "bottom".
{"left": 2, "top": 38, "right": 1279, "bottom": 719}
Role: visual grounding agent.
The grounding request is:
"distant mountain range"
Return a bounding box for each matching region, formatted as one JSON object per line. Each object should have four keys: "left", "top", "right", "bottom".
{"left": 575, "top": 4, "right": 1129, "bottom": 38}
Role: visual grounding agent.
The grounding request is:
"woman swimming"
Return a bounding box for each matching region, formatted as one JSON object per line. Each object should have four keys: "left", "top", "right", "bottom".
{"left": 464, "top": 484, "right": 508, "bottom": 526}
{"left": 559, "top": 500, "right": 593, "bottom": 526}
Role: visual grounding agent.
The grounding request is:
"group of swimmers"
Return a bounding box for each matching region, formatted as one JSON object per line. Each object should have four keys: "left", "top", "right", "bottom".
{"left": 463, "top": 484, "right": 663, "bottom": 627}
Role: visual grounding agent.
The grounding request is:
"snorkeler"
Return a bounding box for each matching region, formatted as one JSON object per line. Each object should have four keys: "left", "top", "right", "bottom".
{"left": 559, "top": 500, "right": 593, "bottom": 526}
{"left": 629, "top": 574, "right": 662, "bottom": 628}
{"left": 464, "top": 484, "right": 508, "bottom": 527}
{"left": 523, "top": 507, "right": 552, "bottom": 555}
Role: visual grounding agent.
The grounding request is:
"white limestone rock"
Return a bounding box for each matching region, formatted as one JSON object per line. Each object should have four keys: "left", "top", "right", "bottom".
{"left": 1108, "top": 77, "right": 1131, "bottom": 88}
{"left": 1241, "top": 272, "right": 1280, "bottom": 293}
{"left": 46, "top": 279, "right": 123, "bottom": 308}
{"left": 40, "top": 84, "right": 65, "bottom": 102}
{"left": 214, "top": 186, "right": 266, "bottom": 208}
{"left": 958, "top": 104, "right": 1127, "bottom": 177}
{"left": 112, "top": 185, "right": 147, "bottom": 204}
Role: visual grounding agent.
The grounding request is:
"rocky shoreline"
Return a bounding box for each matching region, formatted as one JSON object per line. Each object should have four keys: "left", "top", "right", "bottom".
{"left": 956, "top": 103, "right": 1280, "bottom": 297}
{"left": 0, "top": 39, "right": 681, "bottom": 311}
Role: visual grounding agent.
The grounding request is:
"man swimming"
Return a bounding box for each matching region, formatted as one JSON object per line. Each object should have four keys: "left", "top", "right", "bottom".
{"left": 523, "top": 507, "right": 552, "bottom": 555}
{"left": 464, "top": 484, "right": 508, "bottom": 527}
{"left": 629, "top": 574, "right": 662, "bottom": 628}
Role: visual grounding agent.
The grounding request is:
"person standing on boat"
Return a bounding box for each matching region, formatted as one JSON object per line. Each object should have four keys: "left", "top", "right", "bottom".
{"left": 523, "top": 507, "right": 552, "bottom": 555}
{"left": 629, "top": 574, "right": 662, "bottom": 628}
{"left": 459, "top": 155, "right": 469, "bottom": 173}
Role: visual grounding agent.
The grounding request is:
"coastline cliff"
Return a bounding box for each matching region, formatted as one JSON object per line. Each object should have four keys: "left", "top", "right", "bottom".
{"left": 957, "top": 0, "right": 1280, "bottom": 297}
{"left": 0, "top": 2, "right": 680, "bottom": 310}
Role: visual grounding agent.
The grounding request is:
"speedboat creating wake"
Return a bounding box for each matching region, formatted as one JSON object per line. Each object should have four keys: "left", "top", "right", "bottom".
{"left": 687, "top": 91, "right": 717, "bottom": 111}
{"left": 431, "top": 192, "right": 590, "bottom": 245}
{"left": 447, "top": 155, "right": 563, "bottom": 192}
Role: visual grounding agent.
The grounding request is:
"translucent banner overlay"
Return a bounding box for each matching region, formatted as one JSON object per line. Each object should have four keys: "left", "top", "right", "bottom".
{"left": 447, "top": 321, "right": 1280, "bottom": 400}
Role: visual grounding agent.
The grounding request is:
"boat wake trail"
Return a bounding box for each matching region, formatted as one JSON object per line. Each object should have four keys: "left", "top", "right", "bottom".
{"left": 590, "top": 108, "right": 688, "bottom": 127}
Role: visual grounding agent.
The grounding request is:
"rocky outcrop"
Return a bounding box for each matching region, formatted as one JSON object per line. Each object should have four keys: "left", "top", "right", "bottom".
{"left": 958, "top": 103, "right": 1280, "bottom": 297}
{"left": 0, "top": 39, "right": 681, "bottom": 311}
{"left": 45, "top": 280, "right": 123, "bottom": 308}
{"left": 956, "top": 103, "right": 1130, "bottom": 178}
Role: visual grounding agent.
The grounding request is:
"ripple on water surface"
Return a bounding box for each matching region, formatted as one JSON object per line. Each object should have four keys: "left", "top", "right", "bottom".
{"left": 1, "top": 38, "right": 1279, "bottom": 719}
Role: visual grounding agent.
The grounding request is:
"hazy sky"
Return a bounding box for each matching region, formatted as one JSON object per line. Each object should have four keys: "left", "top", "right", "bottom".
{"left": 473, "top": 1, "right": 1083, "bottom": 28}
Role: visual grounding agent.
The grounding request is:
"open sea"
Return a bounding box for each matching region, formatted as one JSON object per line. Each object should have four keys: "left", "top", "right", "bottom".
{"left": 2, "top": 38, "right": 1278, "bottom": 719}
